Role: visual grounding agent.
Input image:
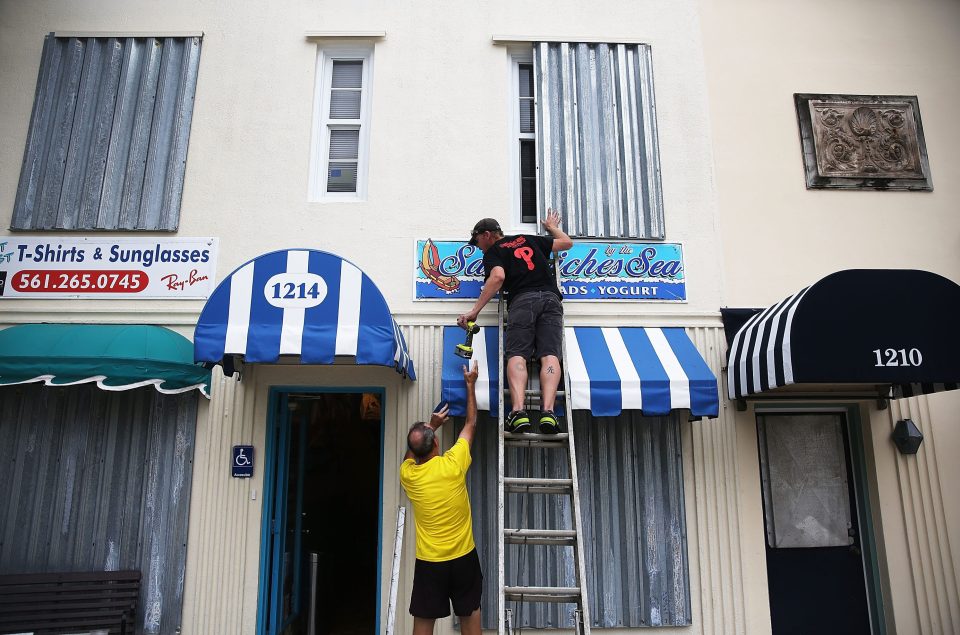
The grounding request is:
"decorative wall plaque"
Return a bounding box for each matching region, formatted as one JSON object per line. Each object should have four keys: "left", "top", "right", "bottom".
{"left": 795, "top": 94, "right": 932, "bottom": 190}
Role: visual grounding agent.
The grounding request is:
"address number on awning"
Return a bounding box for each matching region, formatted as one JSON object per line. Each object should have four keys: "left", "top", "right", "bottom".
{"left": 873, "top": 348, "right": 923, "bottom": 367}
{"left": 264, "top": 272, "right": 328, "bottom": 308}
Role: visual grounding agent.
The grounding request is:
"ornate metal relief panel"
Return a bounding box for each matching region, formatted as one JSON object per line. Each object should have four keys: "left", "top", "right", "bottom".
{"left": 795, "top": 94, "right": 932, "bottom": 190}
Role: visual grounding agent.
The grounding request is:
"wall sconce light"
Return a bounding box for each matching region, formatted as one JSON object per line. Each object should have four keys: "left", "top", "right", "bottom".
{"left": 892, "top": 419, "right": 923, "bottom": 455}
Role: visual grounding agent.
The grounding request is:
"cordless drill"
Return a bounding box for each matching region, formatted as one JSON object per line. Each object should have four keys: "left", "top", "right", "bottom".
{"left": 455, "top": 321, "right": 481, "bottom": 359}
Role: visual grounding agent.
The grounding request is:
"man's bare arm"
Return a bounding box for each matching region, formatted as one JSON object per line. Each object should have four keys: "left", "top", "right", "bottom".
{"left": 458, "top": 266, "right": 504, "bottom": 328}
{"left": 458, "top": 362, "right": 479, "bottom": 446}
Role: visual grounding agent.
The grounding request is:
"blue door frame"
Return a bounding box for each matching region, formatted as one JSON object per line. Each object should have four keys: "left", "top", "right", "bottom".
{"left": 256, "top": 387, "right": 386, "bottom": 635}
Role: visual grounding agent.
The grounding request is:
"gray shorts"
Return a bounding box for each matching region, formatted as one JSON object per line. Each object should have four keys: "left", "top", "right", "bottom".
{"left": 505, "top": 291, "right": 564, "bottom": 360}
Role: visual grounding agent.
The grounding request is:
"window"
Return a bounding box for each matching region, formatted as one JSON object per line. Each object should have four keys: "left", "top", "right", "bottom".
{"left": 511, "top": 42, "right": 665, "bottom": 239}
{"left": 310, "top": 45, "right": 373, "bottom": 200}
{"left": 511, "top": 53, "right": 537, "bottom": 228}
{"left": 757, "top": 413, "right": 854, "bottom": 548}
{"left": 11, "top": 34, "right": 202, "bottom": 231}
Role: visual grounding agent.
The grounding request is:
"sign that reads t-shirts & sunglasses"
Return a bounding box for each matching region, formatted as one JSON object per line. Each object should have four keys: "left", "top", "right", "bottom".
{"left": 0, "top": 237, "right": 218, "bottom": 299}
{"left": 415, "top": 239, "right": 686, "bottom": 301}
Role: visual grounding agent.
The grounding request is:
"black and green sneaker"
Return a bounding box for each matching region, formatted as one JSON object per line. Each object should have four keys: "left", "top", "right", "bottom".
{"left": 505, "top": 410, "right": 531, "bottom": 433}
{"left": 538, "top": 410, "right": 560, "bottom": 434}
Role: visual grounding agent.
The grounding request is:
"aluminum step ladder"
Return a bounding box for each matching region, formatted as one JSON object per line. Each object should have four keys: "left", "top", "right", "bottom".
{"left": 496, "top": 292, "right": 592, "bottom": 635}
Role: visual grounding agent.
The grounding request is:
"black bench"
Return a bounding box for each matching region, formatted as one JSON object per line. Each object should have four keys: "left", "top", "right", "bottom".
{"left": 0, "top": 570, "right": 140, "bottom": 635}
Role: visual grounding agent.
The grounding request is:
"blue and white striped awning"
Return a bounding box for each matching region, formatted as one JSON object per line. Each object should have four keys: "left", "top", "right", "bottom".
{"left": 441, "top": 326, "right": 718, "bottom": 417}
{"left": 195, "top": 249, "right": 415, "bottom": 378}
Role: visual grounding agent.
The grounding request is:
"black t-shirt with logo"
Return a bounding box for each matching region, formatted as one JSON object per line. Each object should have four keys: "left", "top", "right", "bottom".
{"left": 483, "top": 234, "right": 561, "bottom": 304}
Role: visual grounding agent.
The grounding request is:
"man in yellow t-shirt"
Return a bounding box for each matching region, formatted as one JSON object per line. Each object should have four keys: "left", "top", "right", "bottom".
{"left": 399, "top": 361, "right": 481, "bottom": 635}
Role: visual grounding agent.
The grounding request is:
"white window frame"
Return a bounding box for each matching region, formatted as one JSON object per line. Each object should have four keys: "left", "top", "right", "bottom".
{"left": 309, "top": 43, "right": 374, "bottom": 201}
{"left": 508, "top": 47, "right": 537, "bottom": 233}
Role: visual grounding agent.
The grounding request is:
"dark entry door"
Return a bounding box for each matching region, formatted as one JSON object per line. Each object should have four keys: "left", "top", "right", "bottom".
{"left": 757, "top": 412, "right": 872, "bottom": 635}
{"left": 261, "top": 390, "right": 383, "bottom": 635}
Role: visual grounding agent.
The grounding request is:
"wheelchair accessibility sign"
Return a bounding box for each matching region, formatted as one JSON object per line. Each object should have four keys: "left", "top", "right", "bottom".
{"left": 232, "top": 445, "right": 254, "bottom": 478}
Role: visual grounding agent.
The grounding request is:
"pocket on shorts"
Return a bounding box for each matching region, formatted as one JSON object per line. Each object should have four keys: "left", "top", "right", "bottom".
{"left": 541, "top": 294, "right": 564, "bottom": 327}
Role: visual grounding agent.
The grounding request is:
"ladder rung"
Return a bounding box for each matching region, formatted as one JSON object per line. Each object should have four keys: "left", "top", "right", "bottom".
{"left": 504, "top": 477, "right": 572, "bottom": 494}
{"left": 504, "top": 528, "right": 577, "bottom": 546}
{"left": 504, "top": 586, "right": 582, "bottom": 603}
{"left": 504, "top": 432, "right": 569, "bottom": 447}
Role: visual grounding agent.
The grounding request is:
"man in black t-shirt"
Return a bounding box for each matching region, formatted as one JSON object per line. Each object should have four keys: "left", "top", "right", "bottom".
{"left": 457, "top": 209, "right": 573, "bottom": 433}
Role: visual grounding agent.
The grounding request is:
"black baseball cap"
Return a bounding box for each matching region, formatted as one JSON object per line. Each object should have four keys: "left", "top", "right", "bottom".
{"left": 468, "top": 218, "right": 502, "bottom": 246}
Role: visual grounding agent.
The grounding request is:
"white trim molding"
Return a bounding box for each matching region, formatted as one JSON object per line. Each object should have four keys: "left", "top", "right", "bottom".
{"left": 305, "top": 31, "right": 386, "bottom": 39}
{"left": 493, "top": 35, "right": 651, "bottom": 44}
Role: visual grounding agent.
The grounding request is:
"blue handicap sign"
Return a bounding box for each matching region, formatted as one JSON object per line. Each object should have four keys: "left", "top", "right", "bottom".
{"left": 232, "top": 445, "right": 254, "bottom": 478}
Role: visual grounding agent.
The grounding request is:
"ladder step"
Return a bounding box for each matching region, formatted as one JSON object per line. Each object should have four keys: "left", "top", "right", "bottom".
{"left": 504, "top": 586, "right": 582, "bottom": 603}
{"left": 504, "top": 477, "right": 572, "bottom": 494}
{"left": 504, "top": 432, "right": 569, "bottom": 447}
{"left": 504, "top": 528, "right": 577, "bottom": 546}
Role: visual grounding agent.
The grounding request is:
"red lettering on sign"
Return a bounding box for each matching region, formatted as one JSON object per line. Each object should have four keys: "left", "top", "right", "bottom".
{"left": 160, "top": 269, "right": 210, "bottom": 292}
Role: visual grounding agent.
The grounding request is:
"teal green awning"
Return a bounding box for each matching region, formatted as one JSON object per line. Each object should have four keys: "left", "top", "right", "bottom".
{"left": 0, "top": 324, "right": 211, "bottom": 397}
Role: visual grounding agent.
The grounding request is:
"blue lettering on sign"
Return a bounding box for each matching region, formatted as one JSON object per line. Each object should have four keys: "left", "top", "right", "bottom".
{"left": 439, "top": 245, "right": 485, "bottom": 276}
{"left": 415, "top": 240, "right": 685, "bottom": 301}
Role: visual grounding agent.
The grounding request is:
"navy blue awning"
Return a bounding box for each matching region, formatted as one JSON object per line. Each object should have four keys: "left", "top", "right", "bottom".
{"left": 441, "top": 326, "right": 718, "bottom": 417}
{"left": 195, "top": 249, "right": 415, "bottom": 379}
{"left": 726, "top": 269, "right": 960, "bottom": 399}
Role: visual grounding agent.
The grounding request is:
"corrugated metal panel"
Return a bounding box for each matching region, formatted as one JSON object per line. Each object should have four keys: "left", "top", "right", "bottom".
{"left": 467, "top": 412, "right": 690, "bottom": 628}
{"left": 179, "top": 365, "right": 255, "bottom": 635}
{"left": 12, "top": 34, "right": 201, "bottom": 231}
{"left": 534, "top": 42, "right": 664, "bottom": 239}
{"left": 0, "top": 383, "right": 198, "bottom": 635}
{"left": 887, "top": 396, "right": 960, "bottom": 635}
{"left": 688, "top": 325, "right": 747, "bottom": 633}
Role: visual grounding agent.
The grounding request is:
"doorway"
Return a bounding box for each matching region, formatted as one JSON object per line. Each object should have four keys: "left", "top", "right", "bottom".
{"left": 756, "top": 409, "right": 881, "bottom": 635}
{"left": 259, "top": 389, "right": 384, "bottom": 635}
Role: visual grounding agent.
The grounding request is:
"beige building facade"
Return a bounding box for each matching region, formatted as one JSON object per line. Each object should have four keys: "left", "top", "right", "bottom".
{"left": 0, "top": 1, "right": 957, "bottom": 634}
{"left": 701, "top": 1, "right": 960, "bottom": 634}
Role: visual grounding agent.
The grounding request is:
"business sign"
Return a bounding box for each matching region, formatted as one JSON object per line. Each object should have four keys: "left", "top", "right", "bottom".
{"left": 232, "top": 445, "right": 254, "bottom": 478}
{"left": 415, "top": 239, "right": 685, "bottom": 301}
{"left": 0, "top": 237, "right": 218, "bottom": 299}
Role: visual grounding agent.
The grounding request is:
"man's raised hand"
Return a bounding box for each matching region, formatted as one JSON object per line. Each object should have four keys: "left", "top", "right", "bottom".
{"left": 429, "top": 403, "right": 450, "bottom": 429}
{"left": 463, "top": 361, "right": 479, "bottom": 385}
{"left": 541, "top": 208, "right": 562, "bottom": 231}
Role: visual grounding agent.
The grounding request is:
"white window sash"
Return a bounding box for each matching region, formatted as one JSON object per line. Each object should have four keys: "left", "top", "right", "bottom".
{"left": 309, "top": 44, "right": 373, "bottom": 201}
{"left": 508, "top": 47, "right": 536, "bottom": 232}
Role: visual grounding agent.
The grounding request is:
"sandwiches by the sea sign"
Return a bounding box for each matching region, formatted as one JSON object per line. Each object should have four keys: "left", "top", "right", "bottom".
{"left": 415, "top": 239, "right": 685, "bottom": 301}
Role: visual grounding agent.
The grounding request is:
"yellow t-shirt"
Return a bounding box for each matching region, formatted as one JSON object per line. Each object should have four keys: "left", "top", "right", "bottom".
{"left": 399, "top": 437, "right": 476, "bottom": 562}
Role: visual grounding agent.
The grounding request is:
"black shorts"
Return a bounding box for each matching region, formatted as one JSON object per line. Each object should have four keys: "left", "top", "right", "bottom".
{"left": 410, "top": 549, "right": 483, "bottom": 619}
{"left": 505, "top": 291, "right": 563, "bottom": 360}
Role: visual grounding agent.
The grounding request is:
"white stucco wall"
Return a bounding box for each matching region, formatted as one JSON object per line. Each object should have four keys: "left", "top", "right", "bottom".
{"left": 0, "top": 0, "right": 724, "bottom": 321}
{"left": 699, "top": 0, "right": 960, "bottom": 306}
